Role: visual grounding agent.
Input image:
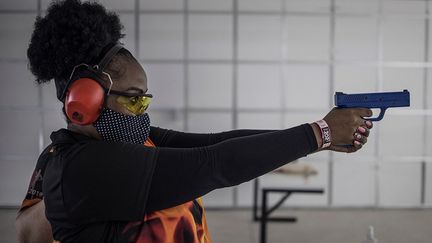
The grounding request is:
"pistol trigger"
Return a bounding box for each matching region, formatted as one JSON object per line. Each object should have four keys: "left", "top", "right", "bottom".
{"left": 368, "top": 108, "right": 387, "bottom": 121}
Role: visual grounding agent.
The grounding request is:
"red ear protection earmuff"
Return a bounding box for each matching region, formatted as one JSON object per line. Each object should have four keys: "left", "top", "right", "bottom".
{"left": 64, "top": 78, "right": 105, "bottom": 125}
{"left": 61, "top": 43, "right": 124, "bottom": 125}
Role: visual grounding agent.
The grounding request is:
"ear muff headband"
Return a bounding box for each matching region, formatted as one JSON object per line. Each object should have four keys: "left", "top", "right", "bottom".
{"left": 63, "top": 43, "right": 124, "bottom": 125}
{"left": 98, "top": 44, "right": 124, "bottom": 72}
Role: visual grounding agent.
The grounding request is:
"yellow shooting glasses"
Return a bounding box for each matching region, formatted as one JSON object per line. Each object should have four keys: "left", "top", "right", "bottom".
{"left": 110, "top": 90, "right": 153, "bottom": 115}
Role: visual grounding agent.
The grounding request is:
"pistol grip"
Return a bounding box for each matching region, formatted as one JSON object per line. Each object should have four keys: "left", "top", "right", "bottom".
{"left": 367, "top": 108, "right": 387, "bottom": 121}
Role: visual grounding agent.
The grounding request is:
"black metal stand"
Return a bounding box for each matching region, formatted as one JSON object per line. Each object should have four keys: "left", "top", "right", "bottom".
{"left": 252, "top": 178, "right": 324, "bottom": 243}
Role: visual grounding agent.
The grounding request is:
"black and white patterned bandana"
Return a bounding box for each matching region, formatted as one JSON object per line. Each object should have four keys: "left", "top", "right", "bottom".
{"left": 94, "top": 108, "right": 151, "bottom": 144}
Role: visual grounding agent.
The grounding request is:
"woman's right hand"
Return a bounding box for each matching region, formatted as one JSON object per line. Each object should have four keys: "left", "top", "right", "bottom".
{"left": 320, "top": 108, "right": 374, "bottom": 153}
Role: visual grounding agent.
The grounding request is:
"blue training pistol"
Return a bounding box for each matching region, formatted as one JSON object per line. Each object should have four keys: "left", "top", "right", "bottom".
{"left": 334, "top": 90, "right": 410, "bottom": 121}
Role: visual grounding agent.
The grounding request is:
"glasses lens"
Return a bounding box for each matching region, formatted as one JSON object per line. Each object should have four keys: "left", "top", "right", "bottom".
{"left": 116, "top": 95, "right": 152, "bottom": 115}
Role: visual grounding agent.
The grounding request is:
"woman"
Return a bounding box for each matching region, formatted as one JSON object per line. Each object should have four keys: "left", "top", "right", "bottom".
{"left": 16, "top": 0, "right": 373, "bottom": 242}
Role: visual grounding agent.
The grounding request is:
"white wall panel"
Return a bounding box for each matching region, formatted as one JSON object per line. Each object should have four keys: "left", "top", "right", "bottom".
{"left": 382, "top": 0, "right": 425, "bottom": 14}
{"left": 0, "top": 160, "right": 35, "bottom": 206}
{"left": 143, "top": 63, "right": 184, "bottom": 109}
{"left": 259, "top": 161, "right": 328, "bottom": 207}
{"left": 334, "top": 0, "right": 378, "bottom": 14}
{"left": 140, "top": 14, "right": 183, "bottom": 60}
{"left": 100, "top": 0, "right": 135, "bottom": 11}
{"left": 238, "top": 64, "right": 281, "bottom": 109}
{"left": 380, "top": 115, "right": 423, "bottom": 157}
{"left": 283, "top": 112, "right": 328, "bottom": 128}
{"left": 140, "top": 0, "right": 183, "bottom": 11}
{"left": 187, "top": 112, "right": 232, "bottom": 133}
{"left": 335, "top": 17, "right": 377, "bottom": 61}
{"left": 238, "top": 113, "right": 282, "bottom": 130}
{"left": 189, "top": 0, "right": 232, "bottom": 11}
{"left": 425, "top": 162, "right": 432, "bottom": 206}
{"left": 41, "top": 82, "right": 61, "bottom": 109}
{"left": 379, "top": 162, "right": 422, "bottom": 207}
{"left": 285, "top": 0, "right": 330, "bottom": 13}
{"left": 238, "top": 0, "right": 282, "bottom": 12}
{"left": 333, "top": 161, "right": 376, "bottom": 206}
{"left": 236, "top": 180, "right": 255, "bottom": 207}
{"left": 238, "top": 161, "right": 328, "bottom": 207}
{"left": 0, "top": 63, "right": 38, "bottom": 107}
{"left": 41, "top": 0, "right": 51, "bottom": 10}
{"left": 334, "top": 66, "right": 377, "bottom": 93}
{"left": 428, "top": 69, "right": 432, "bottom": 110}
{"left": 43, "top": 111, "right": 66, "bottom": 148}
{"left": 382, "top": 18, "right": 424, "bottom": 62}
{"left": 0, "top": 0, "right": 37, "bottom": 10}
{"left": 202, "top": 188, "right": 233, "bottom": 208}
{"left": 238, "top": 15, "right": 281, "bottom": 60}
{"left": 427, "top": 117, "right": 432, "bottom": 157}
{"left": 189, "top": 64, "right": 232, "bottom": 108}
{"left": 285, "top": 16, "right": 330, "bottom": 61}
{"left": 382, "top": 68, "right": 424, "bottom": 109}
{"left": 428, "top": 22, "right": 432, "bottom": 63}
{"left": 0, "top": 111, "right": 40, "bottom": 157}
{"left": 0, "top": 14, "right": 36, "bottom": 60}
{"left": 42, "top": 0, "right": 102, "bottom": 11}
{"left": 283, "top": 65, "right": 329, "bottom": 109}
{"left": 188, "top": 14, "right": 232, "bottom": 60}
{"left": 119, "top": 14, "right": 136, "bottom": 56}
{"left": 149, "top": 110, "right": 184, "bottom": 131}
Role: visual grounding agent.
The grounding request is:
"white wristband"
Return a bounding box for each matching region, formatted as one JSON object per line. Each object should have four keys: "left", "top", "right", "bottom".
{"left": 315, "top": 120, "right": 331, "bottom": 149}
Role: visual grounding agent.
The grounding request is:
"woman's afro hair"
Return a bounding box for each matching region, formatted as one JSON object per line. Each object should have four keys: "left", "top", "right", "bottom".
{"left": 27, "top": 0, "right": 124, "bottom": 84}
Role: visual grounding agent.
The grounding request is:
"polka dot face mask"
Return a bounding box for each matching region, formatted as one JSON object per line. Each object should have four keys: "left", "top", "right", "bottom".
{"left": 93, "top": 108, "right": 150, "bottom": 144}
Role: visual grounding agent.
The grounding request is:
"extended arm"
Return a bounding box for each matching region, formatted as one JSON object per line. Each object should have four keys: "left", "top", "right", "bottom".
{"left": 62, "top": 124, "right": 316, "bottom": 223}
{"left": 146, "top": 124, "right": 316, "bottom": 211}
{"left": 56, "top": 108, "right": 373, "bottom": 223}
{"left": 150, "top": 126, "right": 276, "bottom": 148}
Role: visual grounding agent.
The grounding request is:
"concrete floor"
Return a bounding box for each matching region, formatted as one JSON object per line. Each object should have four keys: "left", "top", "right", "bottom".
{"left": 1, "top": 208, "right": 432, "bottom": 243}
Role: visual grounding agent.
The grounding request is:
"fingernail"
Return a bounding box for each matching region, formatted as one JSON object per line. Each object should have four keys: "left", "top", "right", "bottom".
{"left": 354, "top": 141, "right": 361, "bottom": 146}
{"left": 356, "top": 134, "right": 362, "bottom": 140}
{"left": 358, "top": 127, "right": 366, "bottom": 133}
{"left": 365, "top": 121, "right": 372, "bottom": 127}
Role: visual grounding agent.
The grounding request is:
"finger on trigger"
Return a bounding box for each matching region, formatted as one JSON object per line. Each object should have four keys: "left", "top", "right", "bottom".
{"left": 358, "top": 108, "right": 373, "bottom": 118}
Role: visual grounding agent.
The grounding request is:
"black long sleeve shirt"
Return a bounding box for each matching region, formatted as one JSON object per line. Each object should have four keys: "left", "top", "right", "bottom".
{"left": 24, "top": 125, "right": 317, "bottom": 242}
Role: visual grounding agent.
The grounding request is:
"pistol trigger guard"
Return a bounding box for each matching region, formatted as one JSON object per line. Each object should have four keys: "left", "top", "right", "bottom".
{"left": 367, "top": 108, "right": 387, "bottom": 121}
